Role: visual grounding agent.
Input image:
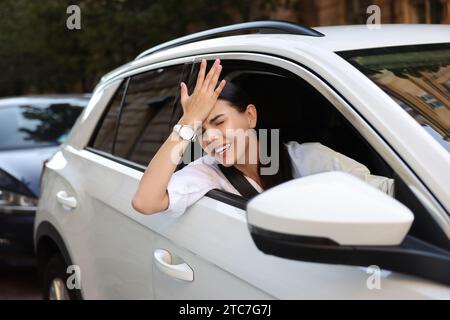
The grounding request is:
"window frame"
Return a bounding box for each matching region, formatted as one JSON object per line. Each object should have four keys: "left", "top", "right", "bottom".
{"left": 87, "top": 78, "right": 126, "bottom": 153}
{"left": 85, "top": 51, "right": 450, "bottom": 238}
{"left": 88, "top": 62, "right": 191, "bottom": 162}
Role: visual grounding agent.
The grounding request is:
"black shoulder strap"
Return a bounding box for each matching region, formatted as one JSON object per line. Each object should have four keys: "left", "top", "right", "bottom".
{"left": 218, "top": 164, "right": 260, "bottom": 200}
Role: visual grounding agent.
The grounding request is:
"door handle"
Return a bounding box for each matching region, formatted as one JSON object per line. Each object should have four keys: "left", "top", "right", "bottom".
{"left": 56, "top": 190, "right": 77, "bottom": 210}
{"left": 153, "top": 249, "right": 194, "bottom": 282}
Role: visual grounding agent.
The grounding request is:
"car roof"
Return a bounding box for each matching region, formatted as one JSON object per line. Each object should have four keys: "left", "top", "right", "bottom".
{"left": 312, "top": 24, "right": 450, "bottom": 51}
{"left": 101, "top": 24, "right": 450, "bottom": 84}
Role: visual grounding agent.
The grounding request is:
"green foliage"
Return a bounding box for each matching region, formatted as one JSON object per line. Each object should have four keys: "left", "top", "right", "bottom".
{"left": 0, "top": 0, "right": 283, "bottom": 96}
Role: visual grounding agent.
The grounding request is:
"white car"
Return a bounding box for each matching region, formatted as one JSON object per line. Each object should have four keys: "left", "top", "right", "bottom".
{"left": 34, "top": 21, "right": 450, "bottom": 299}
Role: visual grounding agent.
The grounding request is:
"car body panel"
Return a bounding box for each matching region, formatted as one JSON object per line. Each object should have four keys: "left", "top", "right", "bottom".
{"left": 36, "top": 146, "right": 450, "bottom": 299}
{"left": 0, "top": 146, "right": 58, "bottom": 197}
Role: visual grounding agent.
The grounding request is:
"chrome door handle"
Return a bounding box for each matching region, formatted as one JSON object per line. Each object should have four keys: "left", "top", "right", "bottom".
{"left": 56, "top": 190, "right": 77, "bottom": 210}
{"left": 153, "top": 249, "right": 194, "bottom": 282}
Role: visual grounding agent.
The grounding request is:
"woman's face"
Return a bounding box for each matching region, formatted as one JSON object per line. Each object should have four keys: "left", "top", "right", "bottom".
{"left": 199, "top": 99, "right": 257, "bottom": 166}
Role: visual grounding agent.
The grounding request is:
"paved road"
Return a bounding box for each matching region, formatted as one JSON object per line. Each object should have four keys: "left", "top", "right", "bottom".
{"left": 0, "top": 267, "right": 41, "bottom": 300}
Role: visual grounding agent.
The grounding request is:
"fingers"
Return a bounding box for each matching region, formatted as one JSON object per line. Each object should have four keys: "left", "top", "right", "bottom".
{"left": 194, "top": 59, "right": 207, "bottom": 90}
{"left": 180, "top": 82, "right": 188, "bottom": 107}
{"left": 203, "top": 59, "right": 221, "bottom": 89}
{"left": 209, "top": 63, "right": 223, "bottom": 92}
{"left": 214, "top": 79, "right": 226, "bottom": 97}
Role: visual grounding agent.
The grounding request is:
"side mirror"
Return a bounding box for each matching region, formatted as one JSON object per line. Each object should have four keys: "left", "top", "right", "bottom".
{"left": 246, "top": 172, "right": 450, "bottom": 285}
{"left": 247, "top": 172, "right": 413, "bottom": 246}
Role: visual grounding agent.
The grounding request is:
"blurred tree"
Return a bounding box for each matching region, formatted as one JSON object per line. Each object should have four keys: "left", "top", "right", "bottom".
{"left": 18, "top": 103, "right": 83, "bottom": 143}
{"left": 0, "top": 0, "right": 285, "bottom": 96}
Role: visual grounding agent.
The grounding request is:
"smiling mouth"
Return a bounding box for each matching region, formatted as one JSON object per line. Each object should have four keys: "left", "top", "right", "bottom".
{"left": 214, "top": 143, "right": 231, "bottom": 155}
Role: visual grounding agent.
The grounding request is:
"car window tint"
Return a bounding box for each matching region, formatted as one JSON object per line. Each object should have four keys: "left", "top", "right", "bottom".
{"left": 113, "top": 65, "right": 184, "bottom": 166}
{"left": 91, "top": 81, "right": 126, "bottom": 153}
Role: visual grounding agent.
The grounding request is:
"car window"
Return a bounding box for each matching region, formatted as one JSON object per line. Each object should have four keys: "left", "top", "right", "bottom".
{"left": 187, "top": 58, "right": 449, "bottom": 251}
{"left": 337, "top": 43, "right": 450, "bottom": 152}
{"left": 90, "top": 81, "right": 127, "bottom": 153}
{"left": 113, "top": 66, "right": 184, "bottom": 165}
{"left": 0, "top": 99, "right": 86, "bottom": 151}
{"left": 89, "top": 57, "right": 448, "bottom": 251}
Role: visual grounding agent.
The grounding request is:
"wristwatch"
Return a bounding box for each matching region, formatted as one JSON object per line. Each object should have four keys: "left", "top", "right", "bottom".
{"left": 173, "top": 123, "right": 196, "bottom": 141}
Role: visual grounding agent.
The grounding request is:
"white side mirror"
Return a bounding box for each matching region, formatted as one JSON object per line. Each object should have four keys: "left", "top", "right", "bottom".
{"left": 247, "top": 172, "right": 414, "bottom": 246}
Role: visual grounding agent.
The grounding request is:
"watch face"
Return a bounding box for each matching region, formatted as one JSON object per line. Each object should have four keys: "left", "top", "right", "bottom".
{"left": 179, "top": 126, "right": 194, "bottom": 140}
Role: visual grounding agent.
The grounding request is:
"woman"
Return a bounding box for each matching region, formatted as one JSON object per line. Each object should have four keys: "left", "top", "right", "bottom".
{"left": 132, "top": 58, "right": 393, "bottom": 216}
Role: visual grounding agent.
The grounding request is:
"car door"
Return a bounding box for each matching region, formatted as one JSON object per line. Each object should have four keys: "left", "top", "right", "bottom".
{"left": 36, "top": 84, "right": 119, "bottom": 299}
{"left": 149, "top": 54, "right": 450, "bottom": 299}
{"left": 70, "top": 67, "right": 184, "bottom": 299}
{"left": 53, "top": 79, "right": 157, "bottom": 299}
{"left": 70, "top": 60, "right": 272, "bottom": 299}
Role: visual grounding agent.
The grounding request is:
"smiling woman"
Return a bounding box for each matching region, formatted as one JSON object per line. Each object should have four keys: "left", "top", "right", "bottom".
{"left": 131, "top": 58, "right": 394, "bottom": 216}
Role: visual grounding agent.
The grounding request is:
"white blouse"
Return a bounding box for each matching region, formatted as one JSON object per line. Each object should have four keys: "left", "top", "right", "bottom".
{"left": 162, "top": 141, "right": 394, "bottom": 217}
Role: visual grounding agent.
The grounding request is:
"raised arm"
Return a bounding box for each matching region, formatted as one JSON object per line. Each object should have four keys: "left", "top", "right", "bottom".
{"left": 132, "top": 59, "right": 226, "bottom": 215}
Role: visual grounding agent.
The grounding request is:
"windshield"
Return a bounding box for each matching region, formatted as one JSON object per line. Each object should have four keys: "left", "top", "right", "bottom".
{"left": 337, "top": 43, "right": 450, "bottom": 153}
{"left": 0, "top": 99, "right": 86, "bottom": 151}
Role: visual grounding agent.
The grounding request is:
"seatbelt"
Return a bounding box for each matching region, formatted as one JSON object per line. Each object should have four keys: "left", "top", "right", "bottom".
{"left": 218, "top": 164, "right": 260, "bottom": 200}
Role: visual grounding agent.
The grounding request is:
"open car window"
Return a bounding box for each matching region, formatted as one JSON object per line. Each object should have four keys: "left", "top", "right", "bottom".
{"left": 185, "top": 57, "right": 448, "bottom": 251}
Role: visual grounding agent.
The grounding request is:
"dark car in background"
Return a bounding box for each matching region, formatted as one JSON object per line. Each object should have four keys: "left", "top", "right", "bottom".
{"left": 0, "top": 95, "right": 90, "bottom": 266}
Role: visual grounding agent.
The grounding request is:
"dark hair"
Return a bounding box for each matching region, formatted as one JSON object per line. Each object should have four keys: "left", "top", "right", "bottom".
{"left": 218, "top": 82, "right": 293, "bottom": 190}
